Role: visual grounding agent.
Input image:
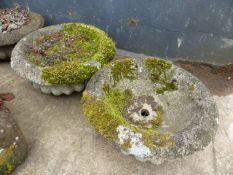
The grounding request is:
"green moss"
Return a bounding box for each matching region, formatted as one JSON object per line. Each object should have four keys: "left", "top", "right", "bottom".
{"left": 145, "top": 57, "right": 178, "bottom": 94}
{"left": 121, "top": 140, "right": 131, "bottom": 150}
{"left": 150, "top": 106, "right": 163, "bottom": 129}
{"left": 41, "top": 61, "right": 98, "bottom": 85}
{"left": 108, "top": 58, "right": 137, "bottom": 84}
{"left": 28, "top": 23, "right": 116, "bottom": 85}
{"left": 156, "top": 80, "right": 178, "bottom": 94}
{"left": 82, "top": 86, "right": 175, "bottom": 149}
{"left": 145, "top": 57, "right": 172, "bottom": 82}
{"left": 0, "top": 144, "right": 16, "bottom": 175}
{"left": 82, "top": 90, "right": 130, "bottom": 140}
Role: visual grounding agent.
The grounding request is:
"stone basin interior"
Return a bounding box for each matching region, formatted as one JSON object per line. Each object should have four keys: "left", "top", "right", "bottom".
{"left": 117, "top": 68, "right": 206, "bottom": 133}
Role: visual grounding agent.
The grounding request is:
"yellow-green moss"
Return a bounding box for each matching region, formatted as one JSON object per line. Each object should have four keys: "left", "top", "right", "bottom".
{"left": 0, "top": 144, "right": 16, "bottom": 175}
{"left": 121, "top": 140, "right": 131, "bottom": 150}
{"left": 156, "top": 80, "right": 178, "bottom": 94}
{"left": 28, "top": 23, "right": 116, "bottom": 85}
{"left": 82, "top": 88, "right": 175, "bottom": 149}
{"left": 108, "top": 58, "right": 137, "bottom": 84}
{"left": 82, "top": 90, "right": 130, "bottom": 140}
{"left": 41, "top": 61, "right": 98, "bottom": 85}
{"left": 145, "top": 57, "right": 178, "bottom": 94}
{"left": 150, "top": 106, "right": 163, "bottom": 129}
{"left": 145, "top": 57, "right": 172, "bottom": 81}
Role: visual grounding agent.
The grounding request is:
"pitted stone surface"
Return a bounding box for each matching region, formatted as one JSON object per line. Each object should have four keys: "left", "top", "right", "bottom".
{"left": 0, "top": 11, "right": 44, "bottom": 60}
{"left": 84, "top": 57, "right": 219, "bottom": 164}
{"left": 0, "top": 102, "right": 27, "bottom": 174}
{"left": 122, "top": 95, "right": 159, "bottom": 127}
{"left": 0, "top": 12, "right": 44, "bottom": 46}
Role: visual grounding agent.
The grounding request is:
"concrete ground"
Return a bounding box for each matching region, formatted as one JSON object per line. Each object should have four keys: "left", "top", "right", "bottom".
{"left": 0, "top": 55, "right": 233, "bottom": 175}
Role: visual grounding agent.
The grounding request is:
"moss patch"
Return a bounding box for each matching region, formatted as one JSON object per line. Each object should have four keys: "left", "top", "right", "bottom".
{"left": 82, "top": 87, "right": 175, "bottom": 150}
{"left": 28, "top": 23, "right": 116, "bottom": 85}
{"left": 82, "top": 86, "right": 133, "bottom": 140}
{"left": 41, "top": 61, "right": 98, "bottom": 85}
{"left": 156, "top": 80, "right": 178, "bottom": 94}
{"left": 108, "top": 58, "right": 137, "bottom": 84}
{"left": 0, "top": 7, "right": 30, "bottom": 33}
{"left": 121, "top": 139, "right": 131, "bottom": 150}
{"left": 145, "top": 57, "right": 178, "bottom": 94}
{"left": 0, "top": 144, "right": 16, "bottom": 175}
{"left": 150, "top": 106, "right": 163, "bottom": 129}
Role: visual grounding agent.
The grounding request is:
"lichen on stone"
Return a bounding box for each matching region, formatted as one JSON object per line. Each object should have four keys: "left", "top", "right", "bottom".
{"left": 122, "top": 95, "right": 163, "bottom": 129}
{"left": 28, "top": 23, "right": 116, "bottom": 85}
{"left": 144, "top": 57, "right": 178, "bottom": 94}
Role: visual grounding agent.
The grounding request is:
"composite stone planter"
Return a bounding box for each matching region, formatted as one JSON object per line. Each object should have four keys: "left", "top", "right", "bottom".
{"left": 0, "top": 9, "right": 44, "bottom": 60}
{"left": 82, "top": 57, "right": 218, "bottom": 164}
{"left": 11, "top": 23, "right": 116, "bottom": 95}
{"left": 0, "top": 101, "right": 27, "bottom": 174}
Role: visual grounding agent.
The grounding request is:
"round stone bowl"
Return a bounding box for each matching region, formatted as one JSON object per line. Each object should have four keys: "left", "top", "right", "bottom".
{"left": 0, "top": 104, "right": 27, "bottom": 174}
{"left": 0, "top": 11, "right": 44, "bottom": 60}
{"left": 82, "top": 57, "right": 218, "bottom": 164}
{"left": 11, "top": 23, "right": 116, "bottom": 95}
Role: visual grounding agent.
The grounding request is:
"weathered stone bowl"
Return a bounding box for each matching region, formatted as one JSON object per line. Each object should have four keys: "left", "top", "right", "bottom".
{"left": 0, "top": 104, "right": 27, "bottom": 174}
{"left": 0, "top": 11, "right": 44, "bottom": 60}
{"left": 82, "top": 57, "right": 218, "bottom": 164}
{"left": 11, "top": 23, "right": 116, "bottom": 95}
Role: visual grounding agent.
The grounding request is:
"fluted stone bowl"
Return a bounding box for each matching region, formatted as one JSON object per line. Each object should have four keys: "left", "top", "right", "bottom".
{"left": 0, "top": 104, "right": 27, "bottom": 174}
{"left": 0, "top": 11, "right": 44, "bottom": 60}
{"left": 82, "top": 57, "right": 218, "bottom": 164}
{"left": 11, "top": 23, "right": 116, "bottom": 95}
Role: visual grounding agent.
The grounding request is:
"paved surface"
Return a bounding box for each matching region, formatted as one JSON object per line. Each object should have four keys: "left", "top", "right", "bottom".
{"left": 0, "top": 58, "right": 233, "bottom": 175}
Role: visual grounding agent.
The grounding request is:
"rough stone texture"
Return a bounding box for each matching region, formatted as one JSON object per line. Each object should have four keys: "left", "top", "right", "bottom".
{"left": 0, "top": 54, "right": 232, "bottom": 174}
{"left": 0, "top": 101, "right": 27, "bottom": 174}
{"left": 175, "top": 60, "right": 233, "bottom": 96}
{"left": 0, "top": 11, "right": 44, "bottom": 60}
{"left": 84, "top": 55, "right": 218, "bottom": 164}
{"left": 0, "top": 12, "right": 44, "bottom": 46}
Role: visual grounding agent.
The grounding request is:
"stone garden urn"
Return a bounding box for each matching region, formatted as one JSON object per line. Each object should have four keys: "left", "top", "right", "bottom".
{"left": 0, "top": 7, "right": 44, "bottom": 60}
{"left": 11, "top": 23, "right": 116, "bottom": 95}
{"left": 0, "top": 94, "right": 27, "bottom": 175}
{"left": 82, "top": 57, "right": 218, "bottom": 164}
